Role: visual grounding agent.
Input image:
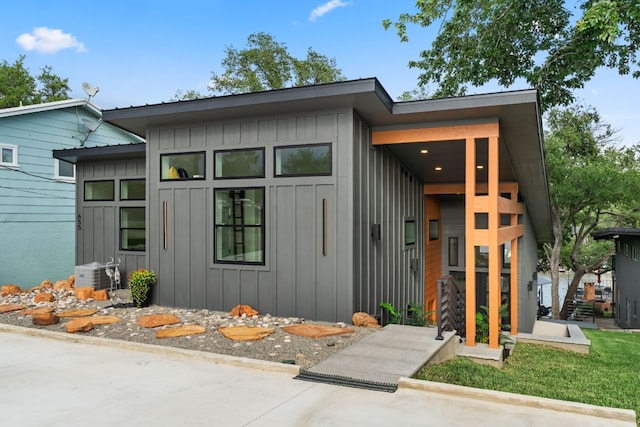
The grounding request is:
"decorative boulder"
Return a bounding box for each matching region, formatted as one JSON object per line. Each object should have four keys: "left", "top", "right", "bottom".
{"left": 32, "top": 312, "right": 59, "bottom": 326}
{"left": 67, "top": 274, "right": 75, "bottom": 288}
{"left": 229, "top": 304, "right": 259, "bottom": 317}
{"left": 92, "top": 289, "right": 109, "bottom": 301}
{"left": 352, "top": 312, "right": 381, "bottom": 328}
{"left": 34, "top": 293, "right": 55, "bottom": 303}
{"left": 0, "top": 304, "right": 27, "bottom": 314}
{"left": 19, "top": 307, "right": 54, "bottom": 315}
{"left": 57, "top": 309, "right": 98, "bottom": 318}
{"left": 53, "top": 280, "right": 73, "bottom": 291}
{"left": 1, "top": 284, "right": 22, "bottom": 296}
{"left": 74, "top": 287, "right": 94, "bottom": 301}
{"left": 136, "top": 314, "right": 180, "bottom": 328}
{"left": 156, "top": 324, "right": 206, "bottom": 338}
{"left": 65, "top": 318, "right": 94, "bottom": 333}
{"left": 40, "top": 279, "right": 53, "bottom": 289}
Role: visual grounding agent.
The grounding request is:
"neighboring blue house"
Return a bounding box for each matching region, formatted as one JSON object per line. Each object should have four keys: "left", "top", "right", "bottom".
{"left": 0, "top": 99, "right": 143, "bottom": 287}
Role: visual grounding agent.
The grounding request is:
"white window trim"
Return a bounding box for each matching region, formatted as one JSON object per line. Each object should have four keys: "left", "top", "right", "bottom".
{"left": 54, "top": 158, "right": 76, "bottom": 182}
{"left": 0, "top": 144, "right": 19, "bottom": 168}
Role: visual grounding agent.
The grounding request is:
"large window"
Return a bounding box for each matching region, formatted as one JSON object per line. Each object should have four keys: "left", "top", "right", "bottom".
{"left": 54, "top": 159, "right": 75, "bottom": 182}
{"left": 274, "top": 143, "right": 331, "bottom": 177}
{"left": 160, "top": 152, "right": 205, "bottom": 180}
{"left": 215, "top": 148, "right": 264, "bottom": 179}
{"left": 214, "top": 188, "right": 264, "bottom": 264}
{"left": 120, "top": 179, "right": 145, "bottom": 200}
{"left": 84, "top": 180, "right": 114, "bottom": 201}
{"left": 0, "top": 144, "right": 18, "bottom": 167}
{"left": 120, "top": 207, "right": 145, "bottom": 251}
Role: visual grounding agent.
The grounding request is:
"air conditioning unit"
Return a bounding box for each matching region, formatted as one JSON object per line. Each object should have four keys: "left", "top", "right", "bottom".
{"left": 75, "top": 262, "right": 111, "bottom": 290}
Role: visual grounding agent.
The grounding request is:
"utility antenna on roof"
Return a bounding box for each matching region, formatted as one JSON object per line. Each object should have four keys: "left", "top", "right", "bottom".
{"left": 82, "top": 81, "right": 100, "bottom": 102}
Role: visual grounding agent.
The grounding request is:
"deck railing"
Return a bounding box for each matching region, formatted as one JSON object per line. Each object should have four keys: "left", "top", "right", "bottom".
{"left": 436, "top": 275, "right": 465, "bottom": 340}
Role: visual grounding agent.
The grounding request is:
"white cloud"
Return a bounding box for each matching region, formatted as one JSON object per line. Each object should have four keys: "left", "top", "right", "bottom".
{"left": 309, "top": 0, "right": 348, "bottom": 22}
{"left": 16, "top": 27, "right": 86, "bottom": 54}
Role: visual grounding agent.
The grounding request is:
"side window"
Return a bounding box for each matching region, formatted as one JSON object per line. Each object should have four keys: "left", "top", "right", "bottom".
{"left": 120, "top": 179, "right": 146, "bottom": 200}
{"left": 120, "top": 207, "right": 145, "bottom": 251}
{"left": 84, "top": 180, "right": 114, "bottom": 201}
{"left": 214, "top": 187, "right": 264, "bottom": 265}
{"left": 404, "top": 217, "right": 416, "bottom": 248}
{"left": 160, "top": 152, "right": 205, "bottom": 181}
{"left": 0, "top": 144, "right": 18, "bottom": 167}
{"left": 54, "top": 159, "right": 76, "bottom": 182}
{"left": 274, "top": 143, "right": 331, "bottom": 177}
{"left": 215, "top": 148, "right": 265, "bottom": 179}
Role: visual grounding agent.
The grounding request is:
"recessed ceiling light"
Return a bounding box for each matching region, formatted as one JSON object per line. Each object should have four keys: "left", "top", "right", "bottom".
{"left": 434, "top": 166, "right": 443, "bottom": 171}
{"left": 476, "top": 165, "right": 484, "bottom": 169}
{"left": 420, "top": 149, "right": 429, "bottom": 154}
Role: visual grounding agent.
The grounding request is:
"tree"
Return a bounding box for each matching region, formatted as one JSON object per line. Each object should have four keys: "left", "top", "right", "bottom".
{"left": 0, "top": 55, "right": 70, "bottom": 108}
{"left": 208, "top": 32, "right": 345, "bottom": 95}
{"left": 383, "top": 1, "right": 639, "bottom": 109}
{"left": 544, "top": 105, "right": 640, "bottom": 318}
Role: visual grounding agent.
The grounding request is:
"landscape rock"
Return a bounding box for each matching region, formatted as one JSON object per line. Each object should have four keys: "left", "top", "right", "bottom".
{"left": 34, "top": 292, "right": 55, "bottom": 303}
{"left": 32, "top": 312, "right": 59, "bottom": 326}
{"left": 40, "top": 279, "right": 53, "bottom": 289}
{"left": 57, "top": 309, "right": 98, "bottom": 318}
{"left": 68, "top": 275, "right": 75, "bottom": 287}
{"left": 218, "top": 326, "right": 274, "bottom": 341}
{"left": 92, "top": 290, "right": 109, "bottom": 301}
{"left": 74, "top": 287, "right": 94, "bottom": 301}
{"left": 137, "top": 314, "right": 180, "bottom": 328}
{"left": 156, "top": 324, "right": 206, "bottom": 338}
{"left": 65, "top": 318, "right": 94, "bottom": 333}
{"left": 352, "top": 312, "right": 381, "bottom": 328}
{"left": 1, "top": 285, "right": 22, "bottom": 296}
{"left": 282, "top": 324, "right": 355, "bottom": 338}
{"left": 230, "top": 304, "right": 259, "bottom": 317}
{"left": 88, "top": 315, "right": 121, "bottom": 325}
{"left": 20, "top": 307, "right": 54, "bottom": 316}
{"left": 53, "top": 280, "right": 73, "bottom": 291}
{"left": 0, "top": 304, "right": 27, "bottom": 314}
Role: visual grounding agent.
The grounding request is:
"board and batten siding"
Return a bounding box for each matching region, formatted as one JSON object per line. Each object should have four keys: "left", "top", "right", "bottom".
{"left": 0, "top": 107, "right": 138, "bottom": 285}
{"left": 147, "top": 110, "right": 354, "bottom": 322}
{"left": 352, "top": 115, "right": 424, "bottom": 321}
{"left": 76, "top": 158, "right": 147, "bottom": 282}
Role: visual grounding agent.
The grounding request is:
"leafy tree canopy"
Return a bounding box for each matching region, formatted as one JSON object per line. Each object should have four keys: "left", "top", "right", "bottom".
{"left": 383, "top": 1, "right": 639, "bottom": 109}
{"left": 0, "top": 55, "right": 70, "bottom": 108}
{"left": 208, "top": 32, "right": 346, "bottom": 95}
{"left": 544, "top": 104, "right": 640, "bottom": 317}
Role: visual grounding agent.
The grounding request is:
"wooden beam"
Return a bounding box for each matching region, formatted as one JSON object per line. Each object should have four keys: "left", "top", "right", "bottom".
{"left": 498, "top": 224, "right": 524, "bottom": 244}
{"left": 488, "top": 135, "right": 500, "bottom": 349}
{"left": 373, "top": 122, "right": 499, "bottom": 145}
{"left": 424, "top": 182, "right": 520, "bottom": 196}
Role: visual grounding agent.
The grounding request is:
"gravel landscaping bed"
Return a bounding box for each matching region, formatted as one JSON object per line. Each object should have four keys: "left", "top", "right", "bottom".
{"left": 0, "top": 288, "right": 377, "bottom": 370}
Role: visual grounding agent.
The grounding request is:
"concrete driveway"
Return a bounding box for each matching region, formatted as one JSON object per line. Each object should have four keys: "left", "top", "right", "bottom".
{"left": 0, "top": 326, "right": 635, "bottom": 427}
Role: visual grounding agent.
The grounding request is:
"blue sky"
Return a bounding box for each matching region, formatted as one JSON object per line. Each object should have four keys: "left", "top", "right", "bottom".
{"left": 2, "top": 0, "right": 638, "bottom": 145}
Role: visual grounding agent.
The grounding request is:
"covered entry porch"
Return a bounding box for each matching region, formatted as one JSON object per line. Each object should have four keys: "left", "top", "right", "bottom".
{"left": 371, "top": 94, "right": 550, "bottom": 348}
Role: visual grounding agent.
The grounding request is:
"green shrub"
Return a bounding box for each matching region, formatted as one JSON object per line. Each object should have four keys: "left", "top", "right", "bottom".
{"left": 128, "top": 268, "right": 156, "bottom": 308}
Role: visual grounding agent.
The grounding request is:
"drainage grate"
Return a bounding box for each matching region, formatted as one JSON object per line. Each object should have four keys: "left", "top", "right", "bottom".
{"left": 295, "top": 370, "right": 398, "bottom": 393}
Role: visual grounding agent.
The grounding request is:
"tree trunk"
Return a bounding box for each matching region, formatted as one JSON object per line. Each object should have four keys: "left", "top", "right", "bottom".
{"left": 560, "top": 266, "right": 587, "bottom": 319}
{"left": 549, "top": 204, "right": 564, "bottom": 319}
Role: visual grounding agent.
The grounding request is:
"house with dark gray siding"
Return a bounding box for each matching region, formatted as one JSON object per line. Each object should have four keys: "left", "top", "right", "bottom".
{"left": 54, "top": 78, "right": 552, "bottom": 348}
{"left": 0, "top": 99, "right": 142, "bottom": 286}
{"left": 593, "top": 228, "right": 640, "bottom": 329}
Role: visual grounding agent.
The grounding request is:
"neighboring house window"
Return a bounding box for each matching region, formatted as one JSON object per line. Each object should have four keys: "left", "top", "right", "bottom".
{"left": 120, "top": 207, "right": 145, "bottom": 251}
{"left": 214, "top": 148, "right": 265, "bottom": 179}
{"left": 214, "top": 187, "right": 264, "bottom": 265}
{"left": 120, "top": 179, "right": 146, "bottom": 200}
{"left": 84, "top": 180, "right": 115, "bottom": 201}
{"left": 0, "top": 144, "right": 18, "bottom": 167}
{"left": 274, "top": 143, "right": 332, "bottom": 177}
{"left": 160, "top": 152, "right": 205, "bottom": 180}
{"left": 54, "top": 159, "right": 75, "bottom": 182}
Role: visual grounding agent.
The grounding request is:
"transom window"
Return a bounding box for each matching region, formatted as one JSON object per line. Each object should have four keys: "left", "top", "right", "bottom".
{"left": 120, "top": 179, "right": 145, "bottom": 200}
{"left": 84, "top": 180, "right": 114, "bottom": 201}
{"left": 120, "top": 207, "right": 145, "bottom": 251}
{"left": 215, "top": 148, "right": 265, "bottom": 179}
{"left": 274, "top": 143, "right": 331, "bottom": 177}
{"left": 160, "top": 152, "right": 205, "bottom": 180}
{"left": 0, "top": 144, "right": 18, "bottom": 167}
{"left": 214, "top": 188, "right": 264, "bottom": 265}
{"left": 54, "top": 159, "right": 75, "bottom": 182}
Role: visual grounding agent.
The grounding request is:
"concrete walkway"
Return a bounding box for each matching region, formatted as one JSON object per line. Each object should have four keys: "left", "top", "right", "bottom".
{"left": 0, "top": 325, "right": 635, "bottom": 426}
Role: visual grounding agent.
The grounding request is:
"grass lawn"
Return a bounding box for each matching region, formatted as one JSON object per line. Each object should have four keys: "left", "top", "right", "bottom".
{"left": 416, "top": 329, "right": 640, "bottom": 422}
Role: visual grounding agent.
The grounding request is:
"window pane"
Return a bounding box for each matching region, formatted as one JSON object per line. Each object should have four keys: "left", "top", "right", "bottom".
{"left": 120, "top": 179, "right": 145, "bottom": 200}
{"left": 84, "top": 181, "right": 114, "bottom": 201}
{"left": 2, "top": 147, "right": 14, "bottom": 164}
{"left": 214, "top": 188, "right": 264, "bottom": 264}
{"left": 404, "top": 218, "right": 416, "bottom": 246}
{"left": 429, "top": 219, "right": 439, "bottom": 241}
{"left": 121, "top": 229, "right": 146, "bottom": 251}
{"left": 275, "top": 144, "right": 331, "bottom": 176}
{"left": 215, "top": 149, "right": 264, "bottom": 178}
{"left": 58, "top": 160, "right": 75, "bottom": 178}
{"left": 121, "top": 207, "right": 145, "bottom": 228}
{"left": 161, "top": 152, "right": 205, "bottom": 180}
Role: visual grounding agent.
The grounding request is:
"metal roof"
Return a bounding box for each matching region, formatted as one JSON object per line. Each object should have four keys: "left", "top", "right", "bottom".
{"left": 0, "top": 98, "right": 102, "bottom": 118}
{"left": 593, "top": 228, "right": 640, "bottom": 240}
{"left": 53, "top": 143, "right": 146, "bottom": 163}
{"left": 101, "top": 78, "right": 551, "bottom": 242}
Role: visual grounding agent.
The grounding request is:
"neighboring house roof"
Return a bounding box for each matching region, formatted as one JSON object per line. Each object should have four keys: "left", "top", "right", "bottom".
{"left": 593, "top": 228, "right": 640, "bottom": 240}
{"left": 100, "top": 77, "right": 551, "bottom": 241}
{"left": 0, "top": 98, "right": 102, "bottom": 118}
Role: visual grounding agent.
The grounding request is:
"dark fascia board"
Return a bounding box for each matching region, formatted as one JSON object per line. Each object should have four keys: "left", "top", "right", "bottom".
{"left": 593, "top": 227, "right": 640, "bottom": 240}
{"left": 53, "top": 143, "right": 146, "bottom": 164}
{"left": 103, "top": 78, "right": 394, "bottom": 137}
